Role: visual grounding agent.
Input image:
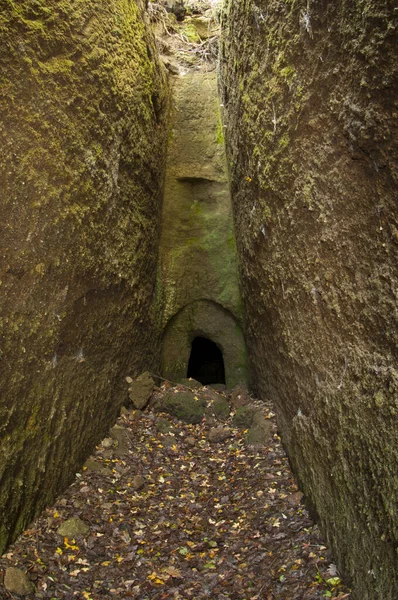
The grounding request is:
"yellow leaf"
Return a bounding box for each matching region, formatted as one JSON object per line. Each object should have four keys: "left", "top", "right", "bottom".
{"left": 101, "top": 561, "right": 111, "bottom": 566}
{"left": 56, "top": 547, "right": 63, "bottom": 555}
{"left": 64, "top": 537, "right": 79, "bottom": 551}
{"left": 148, "top": 572, "right": 165, "bottom": 584}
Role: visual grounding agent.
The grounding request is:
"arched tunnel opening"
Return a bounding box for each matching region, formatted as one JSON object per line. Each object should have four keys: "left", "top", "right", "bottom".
{"left": 187, "top": 336, "right": 226, "bottom": 385}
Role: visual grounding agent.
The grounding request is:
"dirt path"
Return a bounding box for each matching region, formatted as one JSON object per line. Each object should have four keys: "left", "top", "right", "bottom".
{"left": 0, "top": 383, "right": 350, "bottom": 599}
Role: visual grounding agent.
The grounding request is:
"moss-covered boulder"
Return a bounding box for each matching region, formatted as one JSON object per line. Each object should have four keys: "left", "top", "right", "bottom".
{"left": 232, "top": 406, "right": 261, "bottom": 429}
{"left": 245, "top": 416, "right": 272, "bottom": 446}
{"left": 57, "top": 517, "right": 90, "bottom": 538}
{"left": 207, "top": 397, "right": 230, "bottom": 421}
{"left": 161, "top": 391, "right": 206, "bottom": 424}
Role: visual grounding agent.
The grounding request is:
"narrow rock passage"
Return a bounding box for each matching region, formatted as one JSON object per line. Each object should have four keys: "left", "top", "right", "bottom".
{"left": 0, "top": 383, "right": 350, "bottom": 600}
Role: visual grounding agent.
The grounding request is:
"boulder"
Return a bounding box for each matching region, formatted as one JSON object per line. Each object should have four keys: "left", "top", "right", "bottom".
{"left": 101, "top": 437, "right": 114, "bottom": 449}
{"left": 162, "top": 391, "right": 206, "bottom": 424}
{"left": 179, "top": 378, "right": 204, "bottom": 390}
{"left": 190, "top": 16, "right": 214, "bottom": 40}
{"left": 84, "top": 459, "right": 113, "bottom": 476}
{"left": 4, "top": 567, "right": 34, "bottom": 596}
{"left": 128, "top": 372, "right": 155, "bottom": 410}
{"left": 202, "top": 389, "right": 223, "bottom": 403}
{"left": 212, "top": 397, "right": 230, "bottom": 421}
{"left": 109, "top": 425, "right": 129, "bottom": 456}
{"left": 165, "top": 0, "right": 186, "bottom": 21}
{"left": 208, "top": 384, "right": 227, "bottom": 392}
{"left": 232, "top": 405, "right": 262, "bottom": 429}
{"left": 245, "top": 415, "right": 272, "bottom": 446}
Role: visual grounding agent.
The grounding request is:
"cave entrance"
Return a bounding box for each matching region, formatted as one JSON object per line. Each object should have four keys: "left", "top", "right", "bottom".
{"left": 187, "top": 336, "right": 225, "bottom": 385}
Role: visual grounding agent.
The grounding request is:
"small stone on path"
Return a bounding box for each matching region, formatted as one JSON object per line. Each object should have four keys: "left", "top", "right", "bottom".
{"left": 163, "top": 435, "right": 176, "bottom": 447}
{"left": 4, "top": 567, "right": 34, "bottom": 596}
{"left": 128, "top": 371, "right": 154, "bottom": 410}
{"left": 156, "top": 417, "right": 173, "bottom": 433}
{"left": 131, "top": 475, "right": 145, "bottom": 491}
{"left": 208, "top": 427, "right": 232, "bottom": 443}
{"left": 101, "top": 437, "right": 114, "bottom": 449}
{"left": 57, "top": 516, "right": 90, "bottom": 538}
{"left": 84, "top": 459, "right": 112, "bottom": 476}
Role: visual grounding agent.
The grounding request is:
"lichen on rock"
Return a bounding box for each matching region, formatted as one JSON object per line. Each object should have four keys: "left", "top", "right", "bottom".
{"left": 0, "top": 0, "right": 169, "bottom": 553}
{"left": 220, "top": 0, "right": 398, "bottom": 597}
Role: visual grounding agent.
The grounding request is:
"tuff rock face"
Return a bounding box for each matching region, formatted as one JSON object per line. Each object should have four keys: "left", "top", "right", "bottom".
{"left": 159, "top": 71, "right": 247, "bottom": 388}
{"left": 220, "top": 1, "right": 398, "bottom": 598}
{"left": 0, "top": 0, "right": 168, "bottom": 552}
{"left": 1, "top": 1, "right": 398, "bottom": 597}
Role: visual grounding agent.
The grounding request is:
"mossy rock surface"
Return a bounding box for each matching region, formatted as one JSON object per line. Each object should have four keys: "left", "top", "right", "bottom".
{"left": 221, "top": 0, "right": 398, "bottom": 596}
{"left": 245, "top": 417, "right": 272, "bottom": 446}
{"left": 161, "top": 391, "right": 206, "bottom": 424}
{"left": 211, "top": 397, "right": 230, "bottom": 421}
{"left": 178, "top": 378, "right": 204, "bottom": 390}
{"left": 57, "top": 517, "right": 90, "bottom": 538}
{"left": 4, "top": 567, "right": 35, "bottom": 596}
{"left": 128, "top": 372, "right": 155, "bottom": 410}
{"left": 0, "top": 0, "right": 168, "bottom": 554}
{"left": 232, "top": 406, "right": 261, "bottom": 429}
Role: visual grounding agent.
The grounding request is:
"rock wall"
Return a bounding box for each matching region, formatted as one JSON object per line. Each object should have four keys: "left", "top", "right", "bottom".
{"left": 0, "top": 0, "right": 168, "bottom": 552}
{"left": 159, "top": 71, "right": 247, "bottom": 387}
{"left": 220, "top": 1, "right": 398, "bottom": 597}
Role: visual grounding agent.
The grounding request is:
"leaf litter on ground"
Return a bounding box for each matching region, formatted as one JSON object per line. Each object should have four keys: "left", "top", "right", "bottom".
{"left": 0, "top": 382, "right": 351, "bottom": 600}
